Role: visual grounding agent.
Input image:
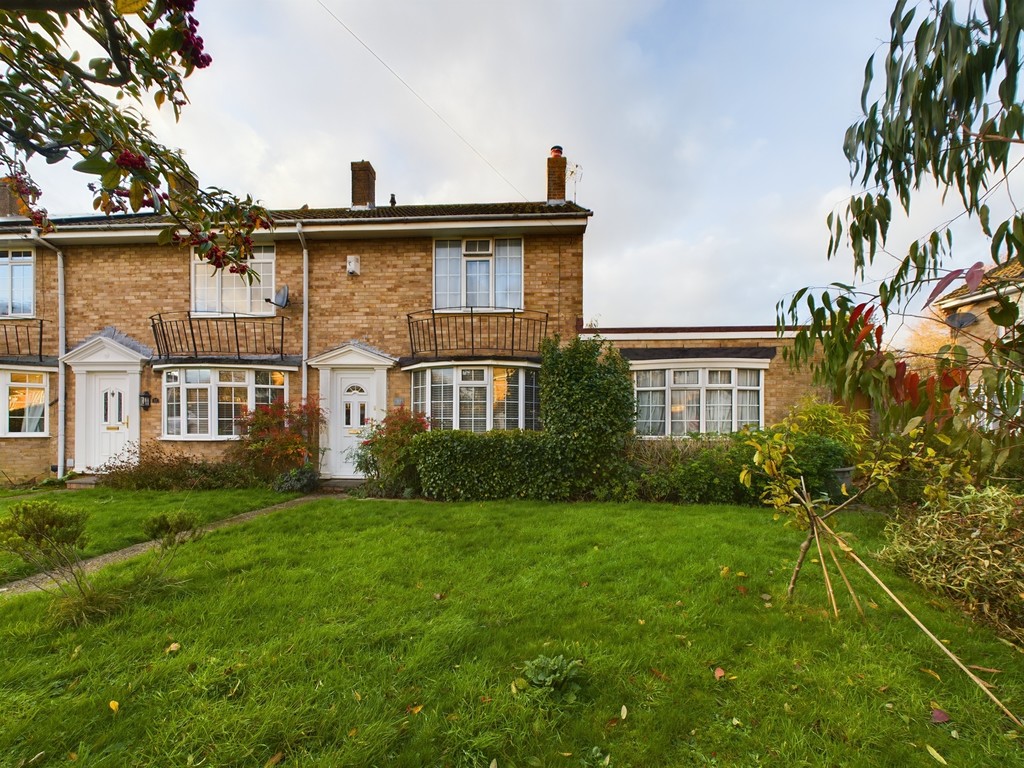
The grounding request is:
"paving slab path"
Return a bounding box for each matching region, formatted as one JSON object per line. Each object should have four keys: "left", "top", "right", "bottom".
{"left": 0, "top": 493, "right": 323, "bottom": 598}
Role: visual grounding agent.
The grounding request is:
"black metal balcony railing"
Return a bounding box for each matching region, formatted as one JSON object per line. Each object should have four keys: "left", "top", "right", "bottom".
{"left": 407, "top": 307, "right": 548, "bottom": 359}
{"left": 0, "top": 319, "right": 45, "bottom": 360}
{"left": 150, "top": 312, "right": 286, "bottom": 360}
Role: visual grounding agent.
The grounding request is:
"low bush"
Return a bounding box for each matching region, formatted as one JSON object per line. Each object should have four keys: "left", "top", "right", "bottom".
{"left": 273, "top": 464, "right": 320, "bottom": 493}
{"left": 880, "top": 485, "right": 1024, "bottom": 643}
{"left": 630, "top": 435, "right": 761, "bottom": 505}
{"left": 351, "top": 408, "right": 429, "bottom": 497}
{"left": 230, "top": 399, "right": 325, "bottom": 481}
{"left": 414, "top": 429, "right": 565, "bottom": 501}
{"left": 99, "top": 443, "right": 261, "bottom": 490}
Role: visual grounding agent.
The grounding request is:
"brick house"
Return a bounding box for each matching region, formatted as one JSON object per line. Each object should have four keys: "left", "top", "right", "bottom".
{"left": 934, "top": 260, "right": 1022, "bottom": 358}
{"left": 0, "top": 148, "right": 818, "bottom": 485}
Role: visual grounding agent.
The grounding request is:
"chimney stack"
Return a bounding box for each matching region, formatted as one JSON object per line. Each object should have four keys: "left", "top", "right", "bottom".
{"left": 351, "top": 161, "right": 376, "bottom": 208}
{"left": 0, "top": 177, "right": 28, "bottom": 218}
{"left": 547, "top": 146, "right": 566, "bottom": 205}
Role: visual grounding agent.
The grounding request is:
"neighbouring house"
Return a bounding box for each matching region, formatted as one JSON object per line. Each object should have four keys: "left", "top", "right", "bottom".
{"left": 0, "top": 147, "right": 820, "bottom": 485}
{"left": 933, "top": 260, "right": 1022, "bottom": 359}
{"left": 584, "top": 325, "right": 821, "bottom": 437}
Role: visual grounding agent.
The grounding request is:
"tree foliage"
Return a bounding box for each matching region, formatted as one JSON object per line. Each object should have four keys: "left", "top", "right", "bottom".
{"left": 0, "top": 1, "right": 270, "bottom": 272}
{"left": 781, "top": 0, "right": 1024, "bottom": 472}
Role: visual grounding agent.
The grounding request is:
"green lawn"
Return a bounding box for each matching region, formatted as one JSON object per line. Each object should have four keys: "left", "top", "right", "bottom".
{"left": 1, "top": 499, "right": 1021, "bottom": 767}
{"left": 0, "top": 488, "right": 300, "bottom": 583}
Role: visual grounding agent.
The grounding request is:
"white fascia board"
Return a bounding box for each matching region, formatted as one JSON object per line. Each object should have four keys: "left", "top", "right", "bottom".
{"left": 151, "top": 361, "right": 300, "bottom": 371}
{"left": 934, "top": 285, "right": 1022, "bottom": 311}
{"left": 400, "top": 358, "right": 542, "bottom": 372}
{"left": 582, "top": 330, "right": 794, "bottom": 341}
{"left": 628, "top": 358, "right": 772, "bottom": 370}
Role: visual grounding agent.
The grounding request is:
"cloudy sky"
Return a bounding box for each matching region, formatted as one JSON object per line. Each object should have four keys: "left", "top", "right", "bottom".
{"left": 27, "top": 0, "right": 1009, "bottom": 330}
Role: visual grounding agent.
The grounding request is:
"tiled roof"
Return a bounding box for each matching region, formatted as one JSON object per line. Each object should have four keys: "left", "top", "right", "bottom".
{"left": 939, "top": 260, "right": 1024, "bottom": 304}
{"left": 0, "top": 201, "right": 591, "bottom": 234}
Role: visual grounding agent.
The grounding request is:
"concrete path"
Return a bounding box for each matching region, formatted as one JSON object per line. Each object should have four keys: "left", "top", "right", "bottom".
{"left": 0, "top": 493, "right": 323, "bottom": 598}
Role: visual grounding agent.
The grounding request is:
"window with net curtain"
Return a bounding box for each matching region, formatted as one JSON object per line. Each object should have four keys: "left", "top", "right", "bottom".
{"left": 635, "top": 367, "right": 763, "bottom": 436}
{"left": 192, "top": 245, "right": 275, "bottom": 314}
{"left": 3, "top": 371, "right": 46, "bottom": 434}
{"left": 433, "top": 239, "right": 523, "bottom": 309}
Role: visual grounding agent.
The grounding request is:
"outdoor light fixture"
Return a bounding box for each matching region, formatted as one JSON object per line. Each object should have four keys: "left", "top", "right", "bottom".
{"left": 140, "top": 391, "right": 152, "bottom": 411}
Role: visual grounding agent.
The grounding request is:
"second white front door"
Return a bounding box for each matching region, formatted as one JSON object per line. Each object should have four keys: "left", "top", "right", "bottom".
{"left": 85, "top": 371, "right": 135, "bottom": 470}
{"left": 331, "top": 371, "right": 376, "bottom": 478}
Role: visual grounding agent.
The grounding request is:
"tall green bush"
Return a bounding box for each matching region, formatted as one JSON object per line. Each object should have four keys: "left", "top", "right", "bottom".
{"left": 540, "top": 335, "right": 636, "bottom": 499}
{"left": 352, "top": 408, "right": 429, "bottom": 497}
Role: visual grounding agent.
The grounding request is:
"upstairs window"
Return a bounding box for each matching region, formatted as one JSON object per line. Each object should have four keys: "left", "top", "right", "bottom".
{"left": 0, "top": 250, "right": 33, "bottom": 317}
{"left": 192, "top": 245, "right": 275, "bottom": 315}
{"left": 635, "top": 366, "right": 764, "bottom": 436}
{"left": 434, "top": 238, "right": 523, "bottom": 309}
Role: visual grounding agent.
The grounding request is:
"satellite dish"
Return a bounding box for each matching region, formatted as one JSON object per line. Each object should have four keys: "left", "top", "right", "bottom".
{"left": 266, "top": 284, "right": 290, "bottom": 309}
{"left": 946, "top": 311, "right": 977, "bottom": 329}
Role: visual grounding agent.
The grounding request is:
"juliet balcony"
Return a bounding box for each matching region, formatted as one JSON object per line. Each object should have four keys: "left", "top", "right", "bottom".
{"left": 150, "top": 312, "right": 289, "bottom": 361}
{"left": 406, "top": 307, "right": 548, "bottom": 360}
{"left": 0, "top": 319, "right": 50, "bottom": 363}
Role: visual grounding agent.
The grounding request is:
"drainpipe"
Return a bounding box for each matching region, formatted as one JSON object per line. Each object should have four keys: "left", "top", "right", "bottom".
{"left": 29, "top": 228, "right": 66, "bottom": 476}
{"left": 296, "top": 221, "right": 309, "bottom": 402}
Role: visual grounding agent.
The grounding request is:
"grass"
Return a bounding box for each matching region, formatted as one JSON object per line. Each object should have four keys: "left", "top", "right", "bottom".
{"left": 0, "top": 488, "right": 300, "bottom": 583}
{"left": 1, "top": 498, "right": 1022, "bottom": 767}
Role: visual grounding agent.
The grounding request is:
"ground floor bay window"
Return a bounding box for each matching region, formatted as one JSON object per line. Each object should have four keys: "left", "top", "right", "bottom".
{"left": 634, "top": 364, "right": 765, "bottom": 436}
{"left": 410, "top": 365, "right": 540, "bottom": 431}
{"left": 161, "top": 367, "right": 287, "bottom": 438}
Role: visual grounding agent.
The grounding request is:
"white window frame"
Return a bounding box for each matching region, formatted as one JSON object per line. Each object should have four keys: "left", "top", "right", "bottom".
{"left": 0, "top": 367, "right": 49, "bottom": 437}
{"left": 191, "top": 244, "right": 275, "bottom": 316}
{"left": 160, "top": 366, "right": 287, "bottom": 440}
{"left": 0, "top": 249, "right": 34, "bottom": 317}
{"left": 632, "top": 359, "right": 768, "bottom": 436}
{"left": 432, "top": 238, "right": 523, "bottom": 311}
{"left": 410, "top": 364, "right": 540, "bottom": 432}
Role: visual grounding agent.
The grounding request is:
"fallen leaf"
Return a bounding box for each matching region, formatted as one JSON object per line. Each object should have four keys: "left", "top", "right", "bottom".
{"left": 650, "top": 667, "right": 670, "bottom": 681}
{"left": 736, "top": 585, "right": 748, "bottom": 595}
{"left": 109, "top": 700, "right": 119, "bottom": 714}
{"left": 479, "top": 696, "right": 492, "bottom": 704}
{"left": 736, "top": 572, "right": 747, "bottom": 578}
{"left": 580, "top": 581, "right": 590, "bottom": 587}
{"left": 433, "top": 593, "right": 446, "bottom": 601}
{"left": 731, "top": 717, "right": 742, "bottom": 727}
{"left": 165, "top": 642, "right": 181, "bottom": 654}
{"left": 446, "top": 713, "right": 460, "bottom": 721}
{"left": 720, "top": 566, "right": 731, "bottom": 578}
{"left": 926, "top": 744, "right": 948, "bottom": 764}
{"left": 605, "top": 717, "right": 620, "bottom": 729}
{"left": 621, "top": 705, "right": 628, "bottom": 720}
{"left": 265, "top": 752, "right": 284, "bottom": 767}
{"left": 489, "top": 760, "right": 498, "bottom": 768}
{"left": 638, "top": 619, "right": 645, "bottom": 625}
{"left": 968, "top": 665, "right": 1002, "bottom": 674}
{"left": 353, "top": 690, "right": 362, "bottom": 702}
{"left": 760, "top": 593, "right": 772, "bottom": 602}
{"left": 407, "top": 703, "right": 424, "bottom": 715}
{"left": 878, "top": 685, "right": 889, "bottom": 693}
{"left": 559, "top": 753, "right": 573, "bottom": 757}
{"left": 69, "top": 754, "right": 77, "bottom": 763}
{"left": 714, "top": 667, "right": 726, "bottom": 680}
{"left": 921, "top": 668, "right": 942, "bottom": 682}
{"left": 348, "top": 727, "right": 358, "bottom": 737}
{"left": 931, "top": 708, "right": 950, "bottom": 724}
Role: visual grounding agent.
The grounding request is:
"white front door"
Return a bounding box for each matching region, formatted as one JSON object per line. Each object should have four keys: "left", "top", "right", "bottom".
{"left": 331, "top": 371, "right": 375, "bottom": 478}
{"left": 85, "top": 371, "right": 135, "bottom": 469}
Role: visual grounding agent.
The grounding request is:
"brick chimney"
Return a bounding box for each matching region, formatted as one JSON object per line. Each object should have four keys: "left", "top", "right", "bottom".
{"left": 351, "top": 161, "right": 376, "bottom": 208}
{"left": 547, "top": 145, "right": 567, "bottom": 205}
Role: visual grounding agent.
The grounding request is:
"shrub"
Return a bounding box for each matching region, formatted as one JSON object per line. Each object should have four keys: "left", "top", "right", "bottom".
{"left": 140, "top": 509, "right": 204, "bottom": 582}
{"left": 0, "top": 500, "right": 95, "bottom": 609}
{"left": 352, "top": 408, "right": 429, "bottom": 497}
{"left": 99, "top": 442, "right": 261, "bottom": 490}
{"left": 273, "top": 464, "right": 320, "bottom": 493}
{"left": 231, "top": 399, "right": 325, "bottom": 480}
{"left": 630, "top": 435, "right": 762, "bottom": 505}
{"left": 540, "top": 335, "right": 636, "bottom": 499}
{"left": 880, "top": 486, "right": 1024, "bottom": 643}
{"left": 414, "top": 429, "right": 566, "bottom": 501}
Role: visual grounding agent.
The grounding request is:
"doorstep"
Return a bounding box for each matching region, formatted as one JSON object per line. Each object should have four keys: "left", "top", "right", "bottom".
{"left": 66, "top": 475, "right": 99, "bottom": 490}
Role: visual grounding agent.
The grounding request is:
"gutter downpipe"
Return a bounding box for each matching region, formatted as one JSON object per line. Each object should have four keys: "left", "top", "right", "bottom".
{"left": 30, "top": 228, "right": 65, "bottom": 477}
{"left": 296, "top": 221, "right": 309, "bottom": 402}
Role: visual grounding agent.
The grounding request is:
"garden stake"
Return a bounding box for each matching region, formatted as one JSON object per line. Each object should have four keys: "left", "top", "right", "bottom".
{"left": 811, "top": 512, "right": 839, "bottom": 618}
{"left": 828, "top": 542, "right": 864, "bottom": 619}
{"left": 815, "top": 516, "right": 1024, "bottom": 730}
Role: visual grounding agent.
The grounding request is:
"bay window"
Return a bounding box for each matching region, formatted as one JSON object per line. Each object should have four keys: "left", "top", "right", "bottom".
{"left": 192, "top": 244, "right": 275, "bottom": 315}
{"left": 635, "top": 366, "right": 764, "bottom": 436}
{"left": 412, "top": 365, "right": 540, "bottom": 431}
{"left": 433, "top": 238, "right": 523, "bottom": 309}
{"left": 1, "top": 369, "right": 47, "bottom": 435}
{"left": 1, "top": 249, "right": 33, "bottom": 317}
{"left": 163, "top": 367, "right": 286, "bottom": 438}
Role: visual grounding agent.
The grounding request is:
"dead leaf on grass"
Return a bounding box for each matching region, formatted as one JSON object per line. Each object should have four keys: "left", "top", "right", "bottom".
{"left": 165, "top": 642, "right": 181, "bottom": 654}
{"left": 926, "top": 744, "right": 948, "bottom": 764}
{"left": 407, "top": 703, "right": 424, "bottom": 715}
{"left": 650, "top": 667, "right": 670, "bottom": 681}
{"left": 714, "top": 667, "right": 726, "bottom": 681}
{"left": 968, "top": 665, "right": 1002, "bottom": 674}
{"left": 921, "top": 668, "right": 942, "bottom": 681}
{"left": 931, "top": 708, "right": 951, "bottom": 724}
{"left": 736, "top": 585, "right": 748, "bottom": 595}
{"left": 264, "top": 752, "right": 284, "bottom": 767}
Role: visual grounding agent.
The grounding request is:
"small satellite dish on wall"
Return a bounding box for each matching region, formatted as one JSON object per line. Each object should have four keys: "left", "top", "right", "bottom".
{"left": 946, "top": 311, "right": 977, "bottom": 329}
{"left": 266, "top": 284, "right": 290, "bottom": 309}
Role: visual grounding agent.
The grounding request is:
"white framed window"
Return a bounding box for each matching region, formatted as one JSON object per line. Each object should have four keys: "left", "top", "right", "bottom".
{"left": 411, "top": 365, "right": 540, "bottom": 432}
{"left": 192, "top": 244, "right": 275, "bottom": 315}
{"left": 0, "top": 249, "right": 34, "bottom": 317}
{"left": 634, "top": 365, "right": 765, "bottom": 436}
{"left": 433, "top": 238, "right": 523, "bottom": 310}
{"left": 1, "top": 369, "right": 47, "bottom": 436}
{"left": 162, "top": 367, "right": 287, "bottom": 439}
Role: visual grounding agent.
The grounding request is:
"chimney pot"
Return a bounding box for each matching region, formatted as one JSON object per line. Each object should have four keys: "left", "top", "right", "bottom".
{"left": 550, "top": 145, "right": 563, "bottom": 158}
{"left": 351, "top": 161, "right": 376, "bottom": 208}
